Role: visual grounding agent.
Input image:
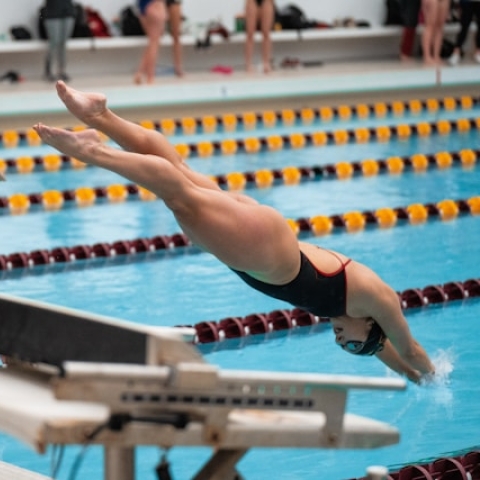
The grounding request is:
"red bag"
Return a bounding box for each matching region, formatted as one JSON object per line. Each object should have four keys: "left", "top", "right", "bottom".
{"left": 85, "top": 7, "right": 111, "bottom": 37}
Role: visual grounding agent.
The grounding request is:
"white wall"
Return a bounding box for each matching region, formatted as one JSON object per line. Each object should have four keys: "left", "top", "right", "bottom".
{"left": 0, "top": 0, "right": 387, "bottom": 39}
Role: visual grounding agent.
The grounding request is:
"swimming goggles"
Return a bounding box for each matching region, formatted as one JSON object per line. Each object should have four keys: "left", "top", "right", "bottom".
{"left": 340, "top": 338, "right": 384, "bottom": 356}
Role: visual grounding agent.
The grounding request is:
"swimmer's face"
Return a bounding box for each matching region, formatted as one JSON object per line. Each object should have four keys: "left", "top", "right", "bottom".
{"left": 331, "top": 316, "right": 385, "bottom": 356}
{"left": 331, "top": 316, "right": 372, "bottom": 347}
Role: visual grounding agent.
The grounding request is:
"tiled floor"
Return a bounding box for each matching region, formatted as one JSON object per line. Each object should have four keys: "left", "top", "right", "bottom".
{"left": 1, "top": 57, "right": 479, "bottom": 130}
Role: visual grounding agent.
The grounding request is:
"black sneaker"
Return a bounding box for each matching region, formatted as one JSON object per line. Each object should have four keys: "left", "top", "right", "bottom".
{"left": 44, "top": 73, "right": 56, "bottom": 82}
{"left": 58, "top": 73, "right": 71, "bottom": 82}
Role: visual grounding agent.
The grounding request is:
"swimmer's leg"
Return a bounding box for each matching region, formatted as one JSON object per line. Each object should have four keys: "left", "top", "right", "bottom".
{"left": 55, "top": 80, "right": 221, "bottom": 191}
{"left": 33, "top": 123, "right": 299, "bottom": 278}
{"left": 34, "top": 124, "right": 187, "bottom": 199}
{"left": 56, "top": 81, "right": 179, "bottom": 162}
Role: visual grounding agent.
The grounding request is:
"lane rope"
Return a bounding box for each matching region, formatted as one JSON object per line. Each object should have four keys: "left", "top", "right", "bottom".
{"left": 0, "top": 149, "right": 477, "bottom": 215}
{"left": 0, "top": 116, "right": 479, "bottom": 177}
{"left": 1, "top": 196, "right": 479, "bottom": 273}
{"left": 189, "top": 277, "right": 480, "bottom": 344}
{"left": 0, "top": 95, "right": 476, "bottom": 147}
{"left": 347, "top": 451, "right": 480, "bottom": 480}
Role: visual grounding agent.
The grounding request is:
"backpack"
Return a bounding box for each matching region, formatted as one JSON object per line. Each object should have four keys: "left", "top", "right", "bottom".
{"left": 85, "top": 7, "right": 111, "bottom": 37}
{"left": 71, "top": 4, "right": 92, "bottom": 38}
{"left": 120, "top": 6, "right": 145, "bottom": 36}
{"left": 385, "top": 0, "right": 403, "bottom": 25}
{"left": 10, "top": 26, "right": 32, "bottom": 40}
{"left": 276, "top": 4, "right": 310, "bottom": 30}
{"left": 418, "top": 37, "right": 455, "bottom": 58}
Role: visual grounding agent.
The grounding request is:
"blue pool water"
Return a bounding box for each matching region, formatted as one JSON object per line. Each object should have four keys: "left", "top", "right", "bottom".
{"left": 0, "top": 104, "right": 479, "bottom": 479}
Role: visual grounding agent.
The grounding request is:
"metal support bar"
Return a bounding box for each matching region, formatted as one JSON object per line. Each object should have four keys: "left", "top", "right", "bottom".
{"left": 193, "top": 449, "right": 248, "bottom": 480}
{"left": 105, "top": 447, "right": 135, "bottom": 480}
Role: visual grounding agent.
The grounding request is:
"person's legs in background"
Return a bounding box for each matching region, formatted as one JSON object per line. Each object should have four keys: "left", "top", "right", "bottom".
{"left": 421, "top": 0, "right": 438, "bottom": 64}
{"left": 259, "top": 0, "right": 274, "bottom": 73}
{"left": 245, "top": 0, "right": 259, "bottom": 72}
{"left": 245, "top": 0, "right": 274, "bottom": 73}
{"left": 448, "top": 1, "right": 473, "bottom": 64}
{"left": 432, "top": 0, "right": 450, "bottom": 62}
{"left": 449, "top": 1, "right": 479, "bottom": 65}
{"left": 167, "top": 1, "right": 184, "bottom": 76}
{"left": 421, "top": 0, "right": 449, "bottom": 64}
{"left": 135, "top": 0, "right": 166, "bottom": 84}
{"left": 400, "top": 0, "right": 421, "bottom": 60}
{"left": 473, "top": 1, "right": 480, "bottom": 61}
{"left": 56, "top": 17, "right": 75, "bottom": 81}
{"left": 44, "top": 19, "right": 62, "bottom": 81}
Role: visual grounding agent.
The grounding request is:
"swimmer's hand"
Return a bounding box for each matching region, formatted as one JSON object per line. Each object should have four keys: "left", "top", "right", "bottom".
{"left": 406, "top": 369, "right": 422, "bottom": 384}
{"left": 0, "top": 171, "right": 6, "bottom": 181}
{"left": 419, "top": 371, "right": 436, "bottom": 385}
{"left": 406, "top": 369, "right": 435, "bottom": 385}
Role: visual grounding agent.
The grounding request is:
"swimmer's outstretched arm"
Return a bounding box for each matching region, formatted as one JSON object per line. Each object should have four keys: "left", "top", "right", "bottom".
{"left": 376, "top": 340, "right": 423, "bottom": 383}
{"left": 367, "top": 285, "right": 435, "bottom": 381}
{"left": 349, "top": 267, "right": 435, "bottom": 382}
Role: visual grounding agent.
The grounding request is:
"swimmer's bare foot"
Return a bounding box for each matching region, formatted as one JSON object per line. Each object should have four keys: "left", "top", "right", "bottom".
{"left": 33, "top": 123, "right": 102, "bottom": 164}
{"left": 56, "top": 80, "right": 107, "bottom": 127}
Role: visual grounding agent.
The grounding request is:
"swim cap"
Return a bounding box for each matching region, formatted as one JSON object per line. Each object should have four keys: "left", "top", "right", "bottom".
{"left": 354, "top": 321, "right": 386, "bottom": 356}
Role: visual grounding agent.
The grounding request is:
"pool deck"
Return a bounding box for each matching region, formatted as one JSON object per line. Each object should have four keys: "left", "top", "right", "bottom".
{"left": 1, "top": 58, "right": 480, "bottom": 130}
{"left": 1, "top": 53, "right": 480, "bottom": 480}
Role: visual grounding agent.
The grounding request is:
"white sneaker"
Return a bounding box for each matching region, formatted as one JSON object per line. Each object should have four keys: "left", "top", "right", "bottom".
{"left": 474, "top": 52, "right": 480, "bottom": 64}
{"left": 448, "top": 51, "right": 460, "bottom": 66}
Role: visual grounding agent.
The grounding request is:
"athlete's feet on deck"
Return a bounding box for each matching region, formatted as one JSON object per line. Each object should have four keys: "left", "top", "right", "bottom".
{"left": 56, "top": 80, "right": 108, "bottom": 127}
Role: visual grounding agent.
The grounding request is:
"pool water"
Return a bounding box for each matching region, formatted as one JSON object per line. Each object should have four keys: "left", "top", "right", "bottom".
{"left": 0, "top": 103, "right": 479, "bottom": 480}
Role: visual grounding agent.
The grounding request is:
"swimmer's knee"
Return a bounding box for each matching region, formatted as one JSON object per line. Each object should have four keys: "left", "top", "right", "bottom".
{"left": 163, "top": 182, "right": 201, "bottom": 211}
{"left": 228, "top": 192, "right": 259, "bottom": 205}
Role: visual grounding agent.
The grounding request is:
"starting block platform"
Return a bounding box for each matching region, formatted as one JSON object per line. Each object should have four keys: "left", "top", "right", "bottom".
{"left": 0, "top": 461, "right": 53, "bottom": 480}
{"left": 0, "top": 293, "right": 406, "bottom": 480}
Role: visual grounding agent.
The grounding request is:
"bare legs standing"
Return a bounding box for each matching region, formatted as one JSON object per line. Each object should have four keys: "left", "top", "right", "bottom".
{"left": 135, "top": 0, "right": 166, "bottom": 84}
{"left": 245, "top": 0, "right": 274, "bottom": 73}
{"left": 421, "top": 0, "right": 450, "bottom": 64}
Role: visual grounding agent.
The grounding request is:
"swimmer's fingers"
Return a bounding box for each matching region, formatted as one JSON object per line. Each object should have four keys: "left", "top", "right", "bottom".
{"left": 419, "top": 371, "right": 436, "bottom": 385}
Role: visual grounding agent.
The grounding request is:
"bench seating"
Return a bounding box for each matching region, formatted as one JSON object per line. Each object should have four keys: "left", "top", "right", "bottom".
{"left": 0, "top": 24, "right": 462, "bottom": 79}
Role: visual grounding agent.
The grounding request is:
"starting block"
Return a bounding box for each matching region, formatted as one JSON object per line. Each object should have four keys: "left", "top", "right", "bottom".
{"left": 0, "top": 293, "right": 406, "bottom": 480}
